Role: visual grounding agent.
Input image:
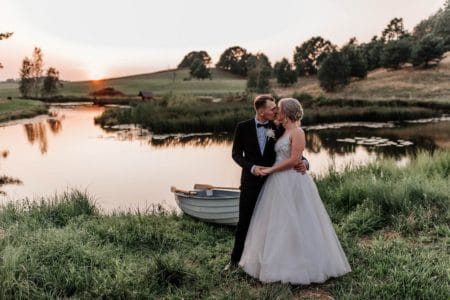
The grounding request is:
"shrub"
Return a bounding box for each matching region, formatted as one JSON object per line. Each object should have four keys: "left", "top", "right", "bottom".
{"left": 411, "top": 34, "right": 447, "bottom": 68}
{"left": 318, "top": 51, "right": 351, "bottom": 92}
{"left": 381, "top": 39, "right": 413, "bottom": 69}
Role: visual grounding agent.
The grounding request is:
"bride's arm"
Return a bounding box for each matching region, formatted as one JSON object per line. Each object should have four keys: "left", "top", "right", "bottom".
{"left": 263, "top": 129, "right": 305, "bottom": 174}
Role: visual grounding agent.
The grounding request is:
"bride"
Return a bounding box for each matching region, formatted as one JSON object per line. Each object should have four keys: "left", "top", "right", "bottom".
{"left": 238, "top": 98, "right": 351, "bottom": 284}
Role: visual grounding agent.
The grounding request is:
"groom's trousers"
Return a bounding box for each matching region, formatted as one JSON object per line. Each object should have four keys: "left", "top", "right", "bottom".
{"left": 231, "top": 186, "right": 263, "bottom": 264}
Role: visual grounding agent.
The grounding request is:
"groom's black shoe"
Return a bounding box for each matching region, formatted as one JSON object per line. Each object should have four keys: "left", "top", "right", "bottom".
{"left": 223, "top": 262, "right": 238, "bottom": 272}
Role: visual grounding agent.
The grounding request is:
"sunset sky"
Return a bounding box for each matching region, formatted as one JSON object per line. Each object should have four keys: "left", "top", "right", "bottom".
{"left": 0, "top": 0, "right": 446, "bottom": 81}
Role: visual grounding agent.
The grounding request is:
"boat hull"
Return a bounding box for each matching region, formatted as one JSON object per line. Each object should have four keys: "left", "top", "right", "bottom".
{"left": 174, "top": 189, "right": 240, "bottom": 226}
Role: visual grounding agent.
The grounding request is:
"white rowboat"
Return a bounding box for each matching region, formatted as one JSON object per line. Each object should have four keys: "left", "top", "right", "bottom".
{"left": 171, "top": 187, "right": 240, "bottom": 226}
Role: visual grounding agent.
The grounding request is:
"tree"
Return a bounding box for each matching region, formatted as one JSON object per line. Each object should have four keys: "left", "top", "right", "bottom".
{"left": 433, "top": 4, "right": 450, "bottom": 49}
{"left": 246, "top": 52, "right": 272, "bottom": 73}
{"left": 216, "top": 46, "right": 249, "bottom": 76}
{"left": 414, "top": 2, "right": 450, "bottom": 49}
{"left": 413, "top": 3, "right": 449, "bottom": 41}
{"left": 178, "top": 51, "right": 211, "bottom": 69}
{"left": 0, "top": 32, "right": 13, "bottom": 70}
{"left": 273, "top": 58, "right": 297, "bottom": 86}
{"left": 381, "top": 18, "right": 409, "bottom": 42}
{"left": 341, "top": 38, "right": 368, "bottom": 79}
{"left": 293, "top": 36, "right": 336, "bottom": 76}
{"left": 413, "top": 14, "right": 435, "bottom": 40}
{"left": 31, "top": 47, "right": 44, "bottom": 97}
{"left": 411, "top": 34, "right": 446, "bottom": 68}
{"left": 361, "top": 36, "right": 385, "bottom": 70}
{"left": 246, "top": 53, "right": 272, "bottom": 92}
{"left": 381, "top": 39, "right": 413, "bottom": 69}
{"left": 318, "top": 51, "right": 351, "bottom": 92}
{"left": 42, "top": 67, "right": 62, "bottom": 96}
{"left": 19, "top": 57, "right": 33, "bottom": 98}
{"left": 0, "top": 32, "right": 13, "bottom": 40}
{"left": 246, "top": 66, "right": 271, "bottom": 93}
{"left": 189, "top": 58, "right": 211, "bottom": 79}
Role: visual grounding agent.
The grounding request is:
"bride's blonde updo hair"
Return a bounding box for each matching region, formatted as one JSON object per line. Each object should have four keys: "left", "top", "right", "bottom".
{"left": 278, "top": 98, "right": 303, "bottom": 122}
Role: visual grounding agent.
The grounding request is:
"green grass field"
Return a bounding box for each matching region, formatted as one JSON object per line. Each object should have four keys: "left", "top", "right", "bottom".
{"left": 0, "top": 151, "right": 448, "bottom": 298}
{"left": 0, "top": 99, "right": 48, "bottom": 123}
{"left": 0, "top": 69, "right": 247, "bottom": 98}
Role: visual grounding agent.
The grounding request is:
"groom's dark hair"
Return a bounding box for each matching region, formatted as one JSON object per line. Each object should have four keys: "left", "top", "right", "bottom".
{"left": 254, "top": 94, "right": 275, "bottom": 111}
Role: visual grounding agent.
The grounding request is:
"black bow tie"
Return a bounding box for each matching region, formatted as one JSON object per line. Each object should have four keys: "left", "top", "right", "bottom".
{"left": 257, "top": 122, "right": 269, "bottom": 128}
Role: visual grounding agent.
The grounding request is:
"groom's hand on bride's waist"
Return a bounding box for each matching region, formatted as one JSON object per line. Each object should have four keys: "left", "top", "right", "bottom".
{"left": 293, "top": 159, "right": 308, "bottom": 174}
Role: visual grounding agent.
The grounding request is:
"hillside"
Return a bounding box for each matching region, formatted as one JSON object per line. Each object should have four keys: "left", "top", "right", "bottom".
{"left": 274, "top": 52, "right": 450, "bottom": 103}
{"left": 0, "top": 68, "right": 246, "bottom": 98}
{"left": 1, "top": 54, "right": 450, "bottom": 103}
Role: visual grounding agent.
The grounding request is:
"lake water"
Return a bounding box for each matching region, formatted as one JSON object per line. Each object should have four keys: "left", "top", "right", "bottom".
{"left": 0, "top": 104, "right": 449, "bottom": 212}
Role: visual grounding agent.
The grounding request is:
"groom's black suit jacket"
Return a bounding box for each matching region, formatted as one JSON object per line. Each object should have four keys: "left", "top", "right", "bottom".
{"left": 232, "top": 119, "right": 284, "bottom": 189}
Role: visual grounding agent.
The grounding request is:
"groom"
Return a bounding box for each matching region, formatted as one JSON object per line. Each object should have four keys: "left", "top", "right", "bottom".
{"left": 227, "top": 94, "right": 308, "bottom": 269}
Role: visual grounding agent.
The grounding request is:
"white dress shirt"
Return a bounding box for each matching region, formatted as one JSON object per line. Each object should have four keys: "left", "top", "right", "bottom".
{"left": 251, "top": 118, "right": 269, "bottom": 174}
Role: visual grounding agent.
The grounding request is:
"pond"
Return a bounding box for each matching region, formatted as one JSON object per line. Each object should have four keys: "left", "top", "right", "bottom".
{"left": 0, "top": 104, "right": 449, "bottom": 212}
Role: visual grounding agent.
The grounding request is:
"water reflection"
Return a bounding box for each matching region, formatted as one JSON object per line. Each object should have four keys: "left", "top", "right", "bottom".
{"left": 21, "top": 113, "right": 64, "bottom": 154}
{"left": 0, "top": 104, "right": 448, "bottom": 212}
{"left": 146, "top": 122, "right": 447, "bottom": 160}
{"left": 151, "top": 134, "right": 232, "bottom": 148}
{"left": 23, "top": 123, "right": 48, "bottom": 154}
{"left": 304, "top": 129, "right": 434, "bottom": 159}
{"left": 47, "top": 118, "right": 63, "bottom": 134}
{"left": 0, "top": 149, "right": 22, "bottom": 195}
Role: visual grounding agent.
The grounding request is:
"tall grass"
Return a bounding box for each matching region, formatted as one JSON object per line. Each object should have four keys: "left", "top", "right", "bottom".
{"left": 0, "top": 152, "right": 448, "bottom": 298}
{"left": 316, "top": 151, "right": 450, "bottom": 236}
{"left": 94, "top": 93, "right": 444, "bottom": 134}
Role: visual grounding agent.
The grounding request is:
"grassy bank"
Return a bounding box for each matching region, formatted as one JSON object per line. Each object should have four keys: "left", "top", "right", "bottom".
{"left": 94, "top": 93, "right": 445, "bottom": 134}
{"left": 0, "top": 151, "right": 448, "bottom": 298}
{"left": 0, "top": 99, "right": 48, "bottom": 123}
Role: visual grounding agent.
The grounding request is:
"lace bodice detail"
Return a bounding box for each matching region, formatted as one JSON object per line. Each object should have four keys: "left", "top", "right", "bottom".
{"left": 274, "top": 135, "right": 291, "bottom": 163}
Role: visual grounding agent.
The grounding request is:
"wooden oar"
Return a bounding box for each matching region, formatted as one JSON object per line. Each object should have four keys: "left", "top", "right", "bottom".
{"left": 193, "top": 183, "right": 240, "bottom": 190}
{"left": 170, "top": 186, "right": 197, "bottom": 195}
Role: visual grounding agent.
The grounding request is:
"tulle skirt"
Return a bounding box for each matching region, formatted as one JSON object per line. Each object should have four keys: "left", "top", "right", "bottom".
{"left": 239, "top": 169, "right": 351, "bottom": 284}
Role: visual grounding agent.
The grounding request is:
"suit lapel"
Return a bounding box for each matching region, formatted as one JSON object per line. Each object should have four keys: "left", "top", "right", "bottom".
{"left": 262, "top": 122, "right": 276, "bottom": 157}
{"left": 250, "top": 119, "right": 263, "bottom": 157}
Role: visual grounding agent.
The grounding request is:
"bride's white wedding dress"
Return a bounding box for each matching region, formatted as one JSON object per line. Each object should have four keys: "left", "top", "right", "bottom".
{"left": 239, "top": 133, "right": 351, "bottom": 284}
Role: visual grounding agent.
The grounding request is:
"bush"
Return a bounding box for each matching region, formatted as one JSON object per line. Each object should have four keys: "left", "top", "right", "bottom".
{"left": 381, "top": 39, "right": 413, "bottom": 69}
{"left": 361, "top": 37, "right": 384, "bottom": 70}
{"left": 189, "top": 58, "right": 211, "bottom": 79}
{"left": 342, "top": 46, "right": 368, "bottom": 79}
{"left": 273, "top": 58, "right": 297, "bottom": 86}
{"left": 89, "top": 87, "right": 124, "bottom": 97}
{"left": 292, "top": 92, "right": 315, "bottom": 107}
{"left": 411, "top": 34, "right": 447, "bottom": 68}
{"left": 246, "top": 67, "right": 271, "bottom": 93}
{"left": 318, "top": 51, "right": 351, "bottom": 92}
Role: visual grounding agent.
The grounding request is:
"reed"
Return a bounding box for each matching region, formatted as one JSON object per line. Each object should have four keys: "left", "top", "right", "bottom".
{"left": 94, "top": 94, "right": 443, "bottom": 134}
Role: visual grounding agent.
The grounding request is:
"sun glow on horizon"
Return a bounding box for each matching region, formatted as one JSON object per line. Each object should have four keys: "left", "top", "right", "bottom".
{"left": 88, "top": 69, "right": 105, "bottom": 81}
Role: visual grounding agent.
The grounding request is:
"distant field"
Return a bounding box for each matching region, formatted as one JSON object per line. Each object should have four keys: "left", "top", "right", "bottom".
{"left": 0, "top": 68, "right": 247, "bottom": 98}
{"left": 274, "top": 52, "right": 450, "bottom": 103}
{"left": 2, "top": 54, "right": 450, "bottom": 104}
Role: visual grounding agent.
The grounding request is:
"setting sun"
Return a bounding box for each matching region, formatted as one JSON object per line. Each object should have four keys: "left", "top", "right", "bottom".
{"left": 89, "top": 69, "right": 105, "bottom": 81}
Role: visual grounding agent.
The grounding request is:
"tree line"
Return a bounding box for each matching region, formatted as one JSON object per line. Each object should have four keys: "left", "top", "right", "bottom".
{"left": 19, "top": 47, "right": 62, "bottom": 98}
{"left": 178, "top": 1, "right": 450, "bottom": 92}
{"left": 1, "top": 33, "right": 62, "bottom": 98}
